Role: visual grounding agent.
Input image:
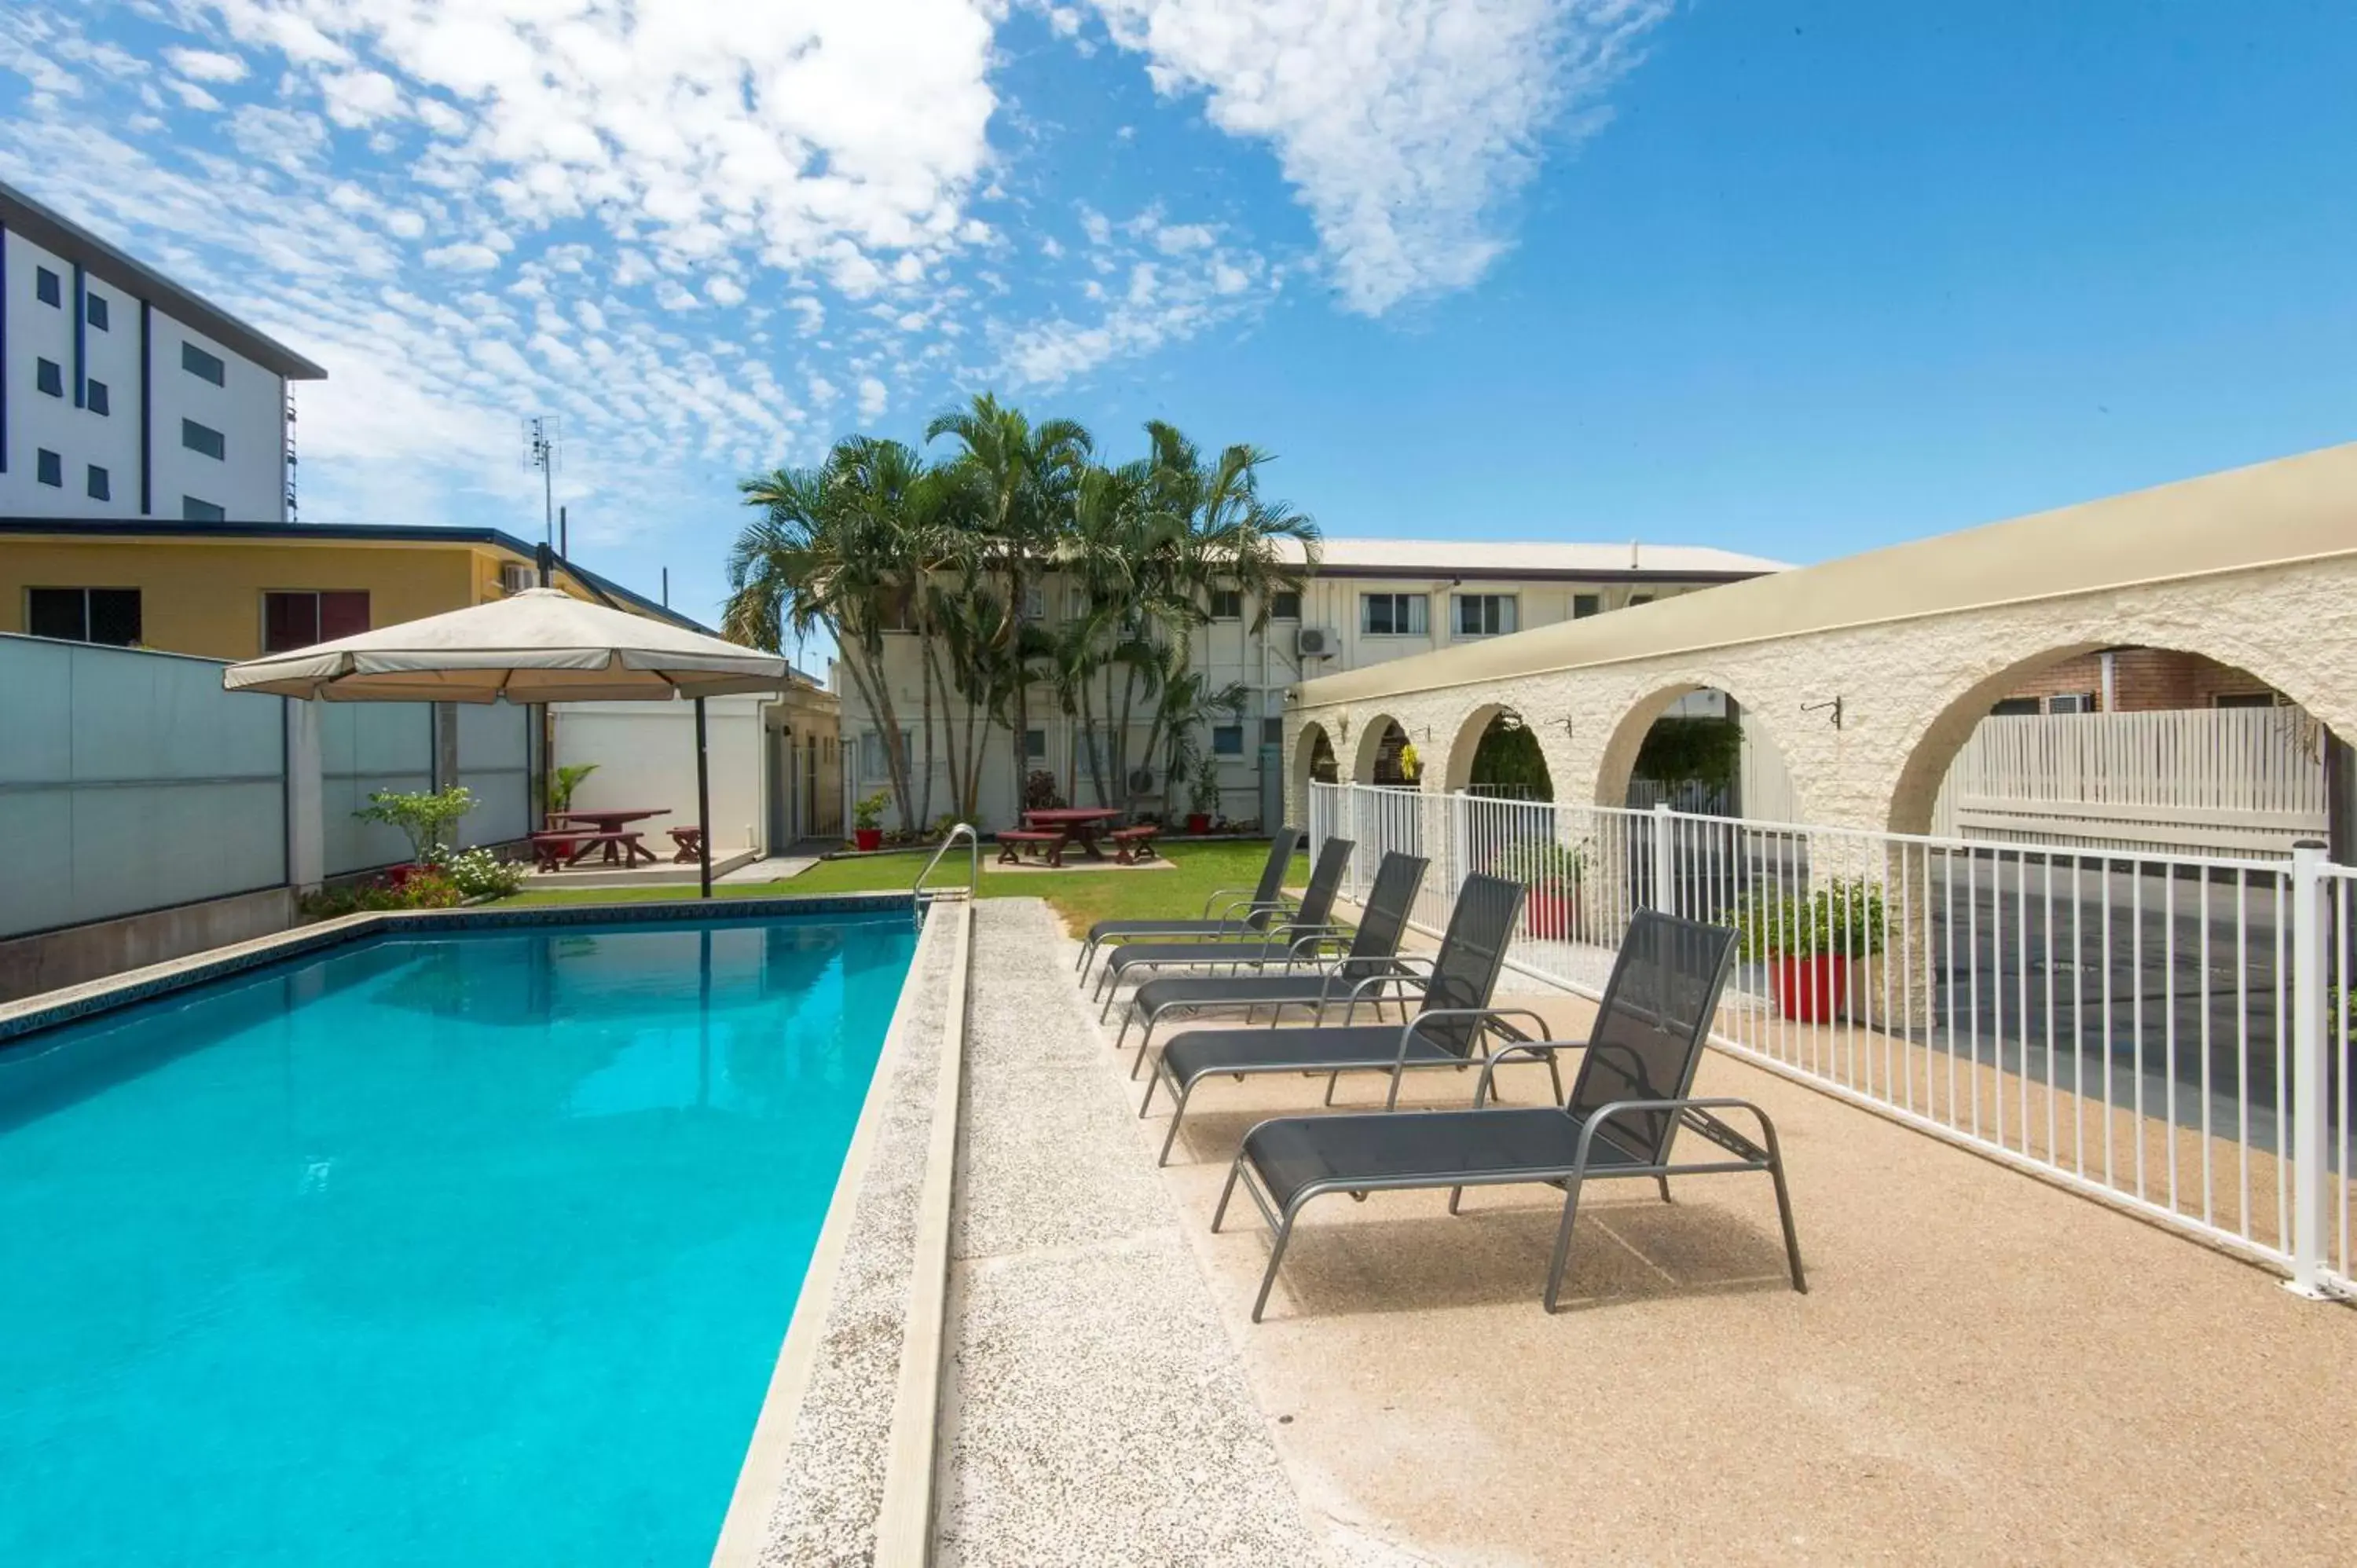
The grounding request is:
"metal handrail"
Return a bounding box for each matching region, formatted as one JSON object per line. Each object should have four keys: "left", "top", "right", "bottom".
{"left": 912, "top": 822, "right": 980, "bottom": 924}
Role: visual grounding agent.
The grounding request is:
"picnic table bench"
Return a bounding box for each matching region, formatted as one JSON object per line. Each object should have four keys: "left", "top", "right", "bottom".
{"left": 1109, "top": 824, "right": 1160, "bottom": 864}
{"left": 667, "top": 826, "right": 703, "bottom": 863}
{"left": 996, "top": 829, "right": 1065, "bottom": 867}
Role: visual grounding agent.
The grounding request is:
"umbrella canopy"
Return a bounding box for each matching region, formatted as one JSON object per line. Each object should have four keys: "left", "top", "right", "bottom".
{"left": 222, "top": 588, "right": 790, "bottom": 703}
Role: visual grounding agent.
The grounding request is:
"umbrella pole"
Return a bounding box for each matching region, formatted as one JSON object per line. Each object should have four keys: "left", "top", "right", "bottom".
{"left": 695, "top": 697, "right": 713, "bottom": 899}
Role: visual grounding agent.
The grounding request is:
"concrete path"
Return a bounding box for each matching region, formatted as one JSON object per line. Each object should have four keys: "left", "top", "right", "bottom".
{"left": 937, "top": 900, "right": 1325, "bottom": 1566}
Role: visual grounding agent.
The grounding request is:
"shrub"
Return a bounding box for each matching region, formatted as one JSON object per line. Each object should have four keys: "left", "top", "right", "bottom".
{"left": 551, "top": 763, "right": 599, "bottom": 812}
{"left": 299, "top": 870, "right": 464, "bottom": 921}
{"left": 442, "top": 847, "right": 525, "bottom": 899}
{"left": 1025, "top": 770, "right": 1063, "bottom": 811}
{"left": 852, "top": 790, "right": 892, "bottom": 830}
{"left": 1486, "top": 838, "right": 1587, "bottom": 885}
{"left": 1734, "top": 878, "right": 1886, "bottom": 959}
{"left": 354, "top": 786, "right": 476, "bottom": 863}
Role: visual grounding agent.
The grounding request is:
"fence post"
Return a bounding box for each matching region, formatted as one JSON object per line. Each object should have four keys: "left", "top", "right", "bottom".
{"left": 1650, "top": 801, "right": 1675, "bottom": 914}
{"left": 2287, "top": 839, "right": 2332, "bottom": 1298}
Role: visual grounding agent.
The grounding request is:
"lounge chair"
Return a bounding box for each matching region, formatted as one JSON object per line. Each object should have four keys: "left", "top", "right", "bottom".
{"left": 1076, "top": 826, "right": 1301, "bottom": 979}
{"left": 1211, "top": 908, "right": 1805, "bottom": 1320}
{"left": 1091, "top": 837, "right": 1357, "bottom": 1017}
{"left": 1139, "top": 874, "right": 1553, "bottom": 1164}
{"left": 1111, "top": 850, "right": 1431, "bottom": 1073}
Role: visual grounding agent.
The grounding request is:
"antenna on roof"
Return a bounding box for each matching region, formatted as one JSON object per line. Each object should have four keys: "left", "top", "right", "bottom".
{"left": 523, "top": 416, "right": 560, "bottom": 547}
{"left": 1629, "top": 539, "right": 1640, "bottom": 571}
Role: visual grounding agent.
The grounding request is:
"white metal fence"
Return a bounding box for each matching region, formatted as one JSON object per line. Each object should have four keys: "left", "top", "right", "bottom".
{"left": 1930, "top": 706, "right": 2326, "bottom": 857}
{"left": 1309, "top": 780, "right": 2354, "bottom": 1299}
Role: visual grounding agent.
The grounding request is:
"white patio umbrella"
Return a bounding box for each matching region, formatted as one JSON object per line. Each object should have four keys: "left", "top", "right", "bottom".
{"left": 224, "top": 587, "right": 794, "bottom": 896}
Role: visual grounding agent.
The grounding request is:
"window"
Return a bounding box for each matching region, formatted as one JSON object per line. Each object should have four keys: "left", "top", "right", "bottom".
{"left": 1270, "top": 590, "right": 1301, "bottom": 621}
{"left": 35, "top": 358, "right": 63, "bottom": 397}
{"left": 1572, "top": 592, "right": 1601, "bottom": 618}
{"left": 858, "top": 728, "right": 912, "bottom": 780}
{"left": 1263, "top": 717, "right": 1285, "bottom": 746}
{"left": 35, "top": 267, "right": 60, "bottom": 306}
{"left": 183, "top": 496, "right": 227, "bottom": 522}
{"left": 1989, "top": 698, "right": 2040, "bottom": 717}
{"left": 1453, "top": 593, "right": 1518, "bottom": 637}
{"left": 27, "top": 588, "right": 141, "bottom": 647}
{"left": 262, "top": 590, "right": 370, "bottom": 654}
{"left": 1628, "top": 593, "right": 1654, "bottom": 606}
{"left": 1208, "top": 588, "right": 1242, "bottom": 620}
{"left": 183, "top": 419, "right": 226, "bottom": 460}
{"left": 86, "top": 379, "right": 110, "bottom": 416}
{"left": 86, "top": 465, "right": 110, "bottom": 502}
{"left": 1025, "top": 727, "right": 1047, "bottom": 760}
{"left": 2046, "top": 693, "right": 2097, "bottom": 715}
{"left": 1360, "top": 592, "right": 1428, "bottom": 636}
{"left": 86, "top": 291, "right": 109, "bottom": 331}
{"left": 1021, "top": 584, "right": 1045, "bottom": 621}
{"left": 36, "top": 449, "right": 63, "bottom": 487}
{"left": 1211, "top": 724, "right": 1244, "bottom": 756}
{"left": 182, "top": 342, "right": 227, "bottom": 386}
{"left": 2215, "top": 691, "right": 2278, "bottom": 709}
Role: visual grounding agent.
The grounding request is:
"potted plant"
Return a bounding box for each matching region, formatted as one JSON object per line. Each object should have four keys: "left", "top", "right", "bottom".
{"left": 1486, "top": 838, "right": 1587, "bottom": 940}
{"left": 852, "top": 790, "right": 890, "bottom": 852}
{"left": 354, "top": 786, "right": 477, "bottom": 885}
{"left": 549, "top": 762, "right": 598, "bottom": 815}
{"left": 1735, "top": 878, "right": 1885, "bottom": 1023}
{"left": 1186, "top": 755, "right": 1221, "bottom": 834}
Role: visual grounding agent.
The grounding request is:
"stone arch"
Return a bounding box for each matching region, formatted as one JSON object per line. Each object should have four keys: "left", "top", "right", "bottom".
{"left": 1441, "top": 701, "right": 1556, "bottom": 799}
{"left": 1884, "top": 634, "right": 2333, "bottom": 836}
{"left": 1591, "top": 675, "right": 1802, "bottom": 819}
{"left": 1293, "top": 720, "right": 1339, "bottom": 790}
{"left": 1351, "top": 714, "right": 1413, "bottom": 785}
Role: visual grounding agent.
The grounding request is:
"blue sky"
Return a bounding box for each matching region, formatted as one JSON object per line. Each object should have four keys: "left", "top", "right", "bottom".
{"left": 4, "top": 2, "right": 2352, "bottom": 632}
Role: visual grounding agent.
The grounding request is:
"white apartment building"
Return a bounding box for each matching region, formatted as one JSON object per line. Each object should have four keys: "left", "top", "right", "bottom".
{"left": 1, "top": 181, "right": 324, "bottom": 526}
{"left": 842, "top": 536, "right": 1788, "bottom": 830}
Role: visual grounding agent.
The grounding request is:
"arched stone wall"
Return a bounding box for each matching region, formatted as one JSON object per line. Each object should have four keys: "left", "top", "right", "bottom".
{"left": 1589, "top": 675, "right": 1807, "bottom": 819}
{"left": 1350, "top": 714, "right": 1408, "bottom": 785}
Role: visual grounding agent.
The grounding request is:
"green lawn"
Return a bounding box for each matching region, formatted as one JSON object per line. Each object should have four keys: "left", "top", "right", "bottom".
{"left": 492, "top": 839, "right": 1306, "bottom": 936}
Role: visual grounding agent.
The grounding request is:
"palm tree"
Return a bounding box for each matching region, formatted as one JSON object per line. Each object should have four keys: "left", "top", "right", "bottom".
{"left": 926, "top": 394, "right": 1094, "bottom": 810}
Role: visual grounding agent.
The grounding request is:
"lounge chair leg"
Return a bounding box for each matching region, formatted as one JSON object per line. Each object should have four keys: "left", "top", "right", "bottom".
{"left": 1542, "top": 1174, "right": 1588, "bottom": 1313}
{"left": 1251, "top": 1207, "right": 1302, "bottom": 1324}
{"left": 1761, "top": 1127, "right": 1808, "bottom": 1293}
{"left": 1113, "top": 1010, "right": 1133, "bottom": 1056}
{"left": 1129, "top": 1018, "right": 1158, "bottom": 1080}
{"left": 1656, "top": 1175, "right": 1673, "bottom": 1203}
{"left": 1075, "top": 940, "right": 1090, "bottom": 975}
{"left": 1446, "top": 1185, "right": 1465, "bottom": 1214}
{"left": 1321, "top": 1071, "right": 1343, "bottom": 1106}
{"left": 1156, "top": 1079, "right": 1197, "bottom": 1166}
{"left": 1211, "top": 1154, "right": 1248, "bottom": 1232}
{"left": 1545, "top": 1052, "right": 1564, "bottom": 1105}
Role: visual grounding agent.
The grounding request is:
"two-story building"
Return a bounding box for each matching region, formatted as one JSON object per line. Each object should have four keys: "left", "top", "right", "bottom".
{"left": 841, "top": 535, "right": 1787, "bottom": 828}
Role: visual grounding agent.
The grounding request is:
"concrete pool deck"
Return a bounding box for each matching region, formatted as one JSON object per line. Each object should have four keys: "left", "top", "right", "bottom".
{"left": 977, "top": 898, "right": 2357, "bottom": 1565}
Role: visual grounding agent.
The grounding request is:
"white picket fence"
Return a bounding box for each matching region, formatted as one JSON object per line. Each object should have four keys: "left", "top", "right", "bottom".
{"left": 1308, "top": 781, "right": 2354, "bottom": 1299}
{"left": 1929, "top": 707, "right": 2326, "bottom": 857}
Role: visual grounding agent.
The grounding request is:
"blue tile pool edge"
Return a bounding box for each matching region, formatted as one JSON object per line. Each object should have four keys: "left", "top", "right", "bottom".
{"left": 0, "top": 892, "right": 924, "bottom": 1045}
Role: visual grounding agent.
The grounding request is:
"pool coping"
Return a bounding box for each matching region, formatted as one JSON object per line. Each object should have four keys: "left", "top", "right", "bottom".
{"left": 0, "top": 892, "right": 922, "bottom": 1044}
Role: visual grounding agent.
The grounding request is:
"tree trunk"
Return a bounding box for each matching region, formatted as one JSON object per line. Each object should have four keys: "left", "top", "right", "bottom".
{"left": 840, "top": 650, "right": 915, "bottom": 832}
{"left": 916, "top": 628, "right": 937, "bottom": 830}
{"left": 926, "top": 639, "right": 966, "bottom": 822}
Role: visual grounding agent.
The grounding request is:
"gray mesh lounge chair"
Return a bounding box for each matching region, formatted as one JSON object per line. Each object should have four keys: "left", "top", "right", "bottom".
{"left": 1211, "top": 909, "right": 1805, "bottom": 1320}
{"left": 1076, "top": 827, "right": 1301, "bottom": 980}
{"left": 1140, "top": 874, "right": 1553, "bottom": 1164}
{"left": 1091, "top": 837, "right": 1357, "bottom": 1017}
{"left": 1111, "top": 851, "right": 1431, "bottom": 1072}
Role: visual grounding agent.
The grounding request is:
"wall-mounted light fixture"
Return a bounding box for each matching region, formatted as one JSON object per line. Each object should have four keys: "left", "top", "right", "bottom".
{"left": 1801, "top": 696, "right": 1845, "bottom": 731}
{"left": 1561, "top": 716, "right": 1575, "bottom": 742}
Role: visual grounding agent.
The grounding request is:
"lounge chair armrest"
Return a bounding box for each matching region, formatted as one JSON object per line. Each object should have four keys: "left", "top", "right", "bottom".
{"left": 1572, "top": 1096, "right": 1788, "bottom": 1176}
{"left": 1284, "top": 933, "right": 1351, "bottom": 966}
{"left": 1381, "top": 1006, "right": 1557, "bottom": 1108}
{"left": 1336, "top": 963, "right": 1431, "bottom": 1024}
{"left": 1473, "top": 1035, "right": 1589, "bottom": 1106}
{"left": 1200, "top": 886, "right": 1284, "bottom": 919}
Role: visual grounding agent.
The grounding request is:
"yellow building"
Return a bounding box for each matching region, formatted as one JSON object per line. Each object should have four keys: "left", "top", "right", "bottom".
{"left": 0, "top": 518, "right": 699, "bottom": 657}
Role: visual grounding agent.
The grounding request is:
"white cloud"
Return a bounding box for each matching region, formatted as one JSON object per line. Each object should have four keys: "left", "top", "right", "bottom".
{"left": 167, "top": 79, "right": 224, "bottom": 112}
{"left": 423, "top": 241, "right": 501, "bottom": 271}
{"left": 856, "top": 375, "right": 889, "bottom": 419}
{"left": 706, "top": 275, "right": 746, "bottom": 306}
{"left": 166, "top": 47, "right": 248, "bottom": 82}
{"left": 1087, "top": 0, "right": 1669, "bottom": 313}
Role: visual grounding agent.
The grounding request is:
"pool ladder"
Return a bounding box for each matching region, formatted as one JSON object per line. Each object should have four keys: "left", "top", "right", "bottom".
{"left": 912, "top": 822, "right": 979, "bottom": 925}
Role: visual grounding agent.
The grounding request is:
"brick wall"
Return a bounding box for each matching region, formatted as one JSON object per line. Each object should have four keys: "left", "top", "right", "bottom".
{"left": 1999, "top": 647, "right": 2278, "bottom": 713}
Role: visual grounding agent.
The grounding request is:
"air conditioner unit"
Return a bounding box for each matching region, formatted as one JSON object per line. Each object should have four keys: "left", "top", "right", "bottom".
{"left": 1296, "top": 626, "right": 1337, "bottom": 658}
{"left": 1127, "top": 767, "right": 1157, "bottom": 795}
{"left": 499, "top": 562, "right": 537, "bottom": 595}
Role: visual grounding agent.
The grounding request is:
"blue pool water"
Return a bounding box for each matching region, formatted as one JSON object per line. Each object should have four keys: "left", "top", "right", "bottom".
{"left": 0, "top": 910, "right": 918, "bottom": 1567}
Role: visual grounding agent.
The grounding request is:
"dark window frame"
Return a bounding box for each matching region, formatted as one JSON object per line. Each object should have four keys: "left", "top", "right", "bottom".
{"left": 35, "top": 449, "right": 63, "bottom": 488}
{"left": 261, "top": 589, "right": 371, "bottom": 654}
{"left": 1571, "top": 592, "right": 1601, "bottom": 618}
{"left": 183, "top": 496, "right": 227, "bottom": 522}
{"left": 182, "top": 341, "right": 228, "bottom": 386}
{"left": 27, "top": 587, "right": 142, "bottom": 647}
{"left": 1208, "top": 588, "right": 1243, "bottom": 621}
{"left": 182, "top": 418, "right": 226, "bottom": 460}
{"left": 1270, "top": 590, "right": 1302, "bottom": 621}
{"left": 35, "top": 266, "right": 61, "bottom": 306}
{"left": 1360, "top": 592, "right": 1428, "bottom": 636}
{"left": 86, "top": 378, "right": 110, "bottom": 416}
{"left": 86, "top": 291, "right": 110, "bottom": 331}
{"left": 86, "top": 465, "right": 110, "bottom": 501}
{"left": 1211, "top": 724, "right": 1244, "bottom": 757}
{"left": 36, "top": 358, "right": 64, "bottom": 397}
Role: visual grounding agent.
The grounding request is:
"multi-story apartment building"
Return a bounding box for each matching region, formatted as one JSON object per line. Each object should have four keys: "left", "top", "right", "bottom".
{"left": 2, "top": 179, "right": 324, "bottom": 524}
{"left": 841, "top": 535, "right": 1787, "bottom": 828}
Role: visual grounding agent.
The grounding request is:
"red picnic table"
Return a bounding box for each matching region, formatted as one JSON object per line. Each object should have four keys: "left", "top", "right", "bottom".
{"left": 1021, "top": 806, "right": 1123, "bottom": 860}
{"left": 545, "top": 808, "right": 668, "bottom": 866}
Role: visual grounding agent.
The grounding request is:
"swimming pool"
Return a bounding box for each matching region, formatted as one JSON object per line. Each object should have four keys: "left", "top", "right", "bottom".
{"left": 0, "top": 907, "right": 919, "bottom": 1566}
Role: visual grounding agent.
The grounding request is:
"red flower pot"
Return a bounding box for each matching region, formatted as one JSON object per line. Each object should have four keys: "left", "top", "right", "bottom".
{"left": 1186, "top": 814, "right": 1211, "bottom": 834}
{"left": 1525, "top": 890, "right": 1574, "bottom": 940}
{"left": 1772, "top": 954, "right": 1848, "bottom": 1023}
{"left": 854, "top": 828, "right": 883, "bottom": 852}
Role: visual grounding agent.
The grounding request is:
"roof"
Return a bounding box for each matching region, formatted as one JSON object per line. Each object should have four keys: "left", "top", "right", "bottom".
{"left": 1295, "top": 441, "right": 2357, "bottom": 708}
{"left": 1277, "top": 535, "right": 1790, "bottom": 581}
{"left": 0, "top": 515, "right": 731, "bottom": 643}
{"left": 0, "top": 180, "right": 328, "bottom": 381}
